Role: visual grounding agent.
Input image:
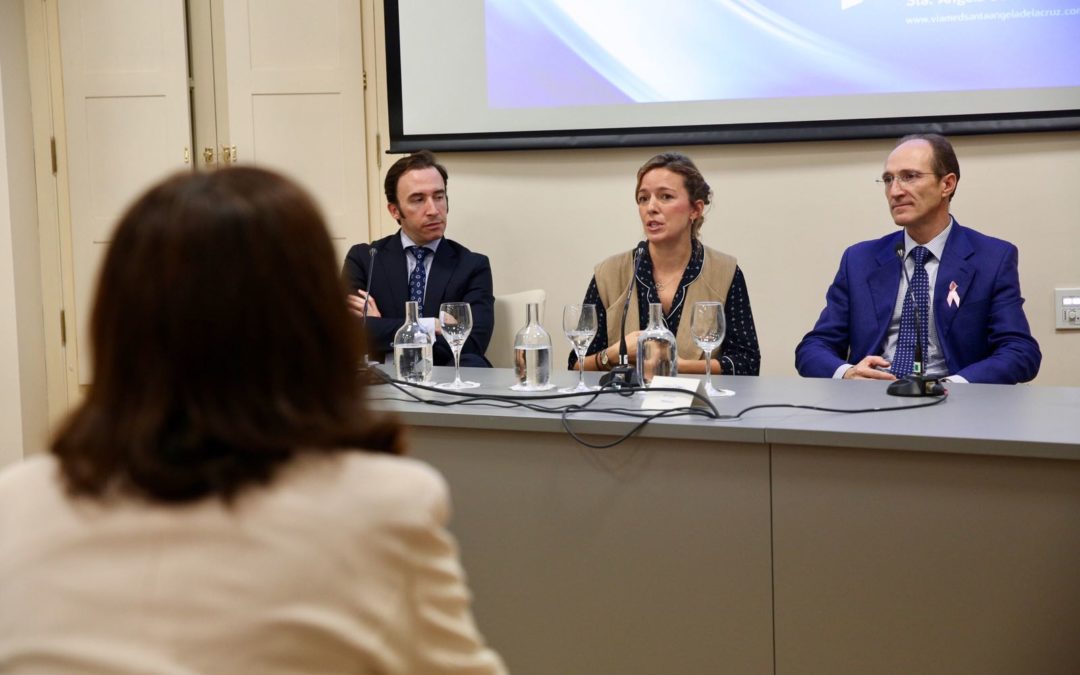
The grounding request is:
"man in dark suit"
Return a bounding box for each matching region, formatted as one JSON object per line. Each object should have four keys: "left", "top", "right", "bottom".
{"left": 795, "top": 134, "right": 1040, "bottom": 385}
{"left": 342, "top": 150, "right": 494, "bottom": 366}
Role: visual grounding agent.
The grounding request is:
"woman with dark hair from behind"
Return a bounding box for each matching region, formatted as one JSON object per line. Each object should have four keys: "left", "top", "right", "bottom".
{"left": 0, "top": 168, "right": 506, "bottom": 674}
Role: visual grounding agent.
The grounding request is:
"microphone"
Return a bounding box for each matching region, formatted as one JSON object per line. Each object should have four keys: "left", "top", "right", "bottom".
{"left": 600, "top": 243, "right": 645, "bottom": 389}
{"left": 362, "top": 246, "right": 377, "bottom": 343}
{"left": 887, "top": 241, "right": 944, "bottom": 397}
{"left": 357, "top": 244, "right": 386, "bottom": 385}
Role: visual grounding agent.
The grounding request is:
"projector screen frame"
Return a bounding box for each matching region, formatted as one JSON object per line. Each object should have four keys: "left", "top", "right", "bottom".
{"left": 383, "top": 0, "right": 1080, "bottom": 153}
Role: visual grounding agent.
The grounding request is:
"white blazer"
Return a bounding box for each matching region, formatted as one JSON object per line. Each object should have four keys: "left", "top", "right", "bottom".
{"left": 0, "top": 452, "right": 506, "bottom": 674}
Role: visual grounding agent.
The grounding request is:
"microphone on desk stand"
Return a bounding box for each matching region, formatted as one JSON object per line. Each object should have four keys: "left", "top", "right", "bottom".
{"left": 600, "top": 243, "right": 645, "bottom": 389}
{"left": 887, "top": 242, "right": 945, "bottom": 397}
{"left": 357, "top": 245, "right": 387, "bottom": 385}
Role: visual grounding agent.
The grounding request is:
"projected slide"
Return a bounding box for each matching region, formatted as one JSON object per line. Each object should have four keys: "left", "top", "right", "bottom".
{"left": 486, "top": 0, "right": 1080, "bottom": 108}
{"left": 387, "top": 0, "right": 1080, "bottom": 149}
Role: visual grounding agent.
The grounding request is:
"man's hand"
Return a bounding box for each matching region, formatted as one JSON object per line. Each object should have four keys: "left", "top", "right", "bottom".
{"left": 346, "top": 289, "right": 382, "bottom": 319}
{"left": 843, "top": 355, "right": 896, "bottom": 380}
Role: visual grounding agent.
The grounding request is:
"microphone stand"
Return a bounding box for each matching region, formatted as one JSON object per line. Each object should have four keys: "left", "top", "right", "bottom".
{"left": 600, "top": 245, "right": 644, "bottom": 389}
{"left": 887, "top": 243, "right": 944, "bottom": 397}
{"left": 357, "top": 245, "right": 387, "bottom": 386}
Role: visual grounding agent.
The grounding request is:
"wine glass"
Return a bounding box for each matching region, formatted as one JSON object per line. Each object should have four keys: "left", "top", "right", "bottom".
{"left": 691, "top": 301, "right": 734, "bottom": 397}
{"left": 559, "top": 304, "right": 598, "bottom": 393}
{"left": 436, "top": 302, "right": 480, "bottom": 389}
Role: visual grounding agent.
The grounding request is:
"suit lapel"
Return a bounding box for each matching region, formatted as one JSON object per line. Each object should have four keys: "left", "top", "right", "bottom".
{"left": 934, "top": 224, "right": 974, "bottom": 341}
{"left": 380, "top": 234, "right": 410, "bottom": 317}
{"left": 423, "top": 240, "right": 458, "bottom": 317}
{"left": 867, "top": 234, "right": 903, "bottom": 351}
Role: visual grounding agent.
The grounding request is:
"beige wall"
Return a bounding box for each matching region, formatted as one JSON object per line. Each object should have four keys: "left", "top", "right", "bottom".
{"left": 427, "top": 132, "right": 1080, "bottom": 385}
{"left": 0, "top": 60, "right": 26, "bottom": 467}
{"left": 0, "top": 0, "right": 47, "bottom": 468}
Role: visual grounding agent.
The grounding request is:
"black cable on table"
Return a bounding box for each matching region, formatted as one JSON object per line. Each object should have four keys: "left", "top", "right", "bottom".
{"left": 363, "top": 368, "right": 948, "bottom": 449}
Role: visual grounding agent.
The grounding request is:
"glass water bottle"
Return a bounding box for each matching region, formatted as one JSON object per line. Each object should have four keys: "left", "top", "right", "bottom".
{"left": 512, "top": 302, "right": 552, "bottom": 389}
{"left": 393, "top": 301, "right": 434, "bottom": 383}
{"left": 637, "top": 303, "right": 677, "bottom": 385}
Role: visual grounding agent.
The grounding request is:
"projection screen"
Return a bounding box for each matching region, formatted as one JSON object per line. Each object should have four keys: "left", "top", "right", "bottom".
{"left": 385, "top": 0, "right": 1080, "bottom": 151}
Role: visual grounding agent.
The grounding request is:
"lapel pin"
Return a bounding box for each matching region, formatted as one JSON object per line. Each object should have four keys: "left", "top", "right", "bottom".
{"left": 947, "top": 281, "right": 960, "bottom": 308}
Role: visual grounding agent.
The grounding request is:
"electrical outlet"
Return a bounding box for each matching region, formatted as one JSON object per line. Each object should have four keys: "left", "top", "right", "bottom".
{"left": 1054, "top": 288, "right": 1080, "bottom": 330}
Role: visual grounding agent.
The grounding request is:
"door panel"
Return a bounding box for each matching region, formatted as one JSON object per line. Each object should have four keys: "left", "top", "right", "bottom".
{"left": 56, "top": 0, "right": 368, "bottom": 388}
{"left": 248, "top": 2, "right": 341, "bottom": 70}
{"left": 251, "top": 93, "right": 348, "bottom": 218}
{"left": 216, "top": 0, "right": 367, "bottom": 258}
{"left": 84, "top": 96, "right": 178, "bottom": 241}
{"left": 59, "top": 0, "right": 190, "bottom": 384}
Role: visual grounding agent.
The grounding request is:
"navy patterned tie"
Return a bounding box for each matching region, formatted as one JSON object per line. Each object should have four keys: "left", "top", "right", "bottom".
{"left": 407, "top": 246, "right": 429, "bottom": 305}
{"left": 892, "top": 246, "right": 931, "bottom": 377}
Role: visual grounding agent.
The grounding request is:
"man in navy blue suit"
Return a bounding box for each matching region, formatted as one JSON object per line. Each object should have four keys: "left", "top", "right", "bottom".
{"left": 795, "top": 134, "right": 1040, "bottom": 384}
{"left": 342, "top": 150, "right": 494, "bottom": 367}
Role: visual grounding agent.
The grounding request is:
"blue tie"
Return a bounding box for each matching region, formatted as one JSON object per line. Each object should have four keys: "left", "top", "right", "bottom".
{"left": 407, "top": 246, "right": 429, "bottom": 305}
{"left": 893, "top": 246, "right": 931, "bottom": 377}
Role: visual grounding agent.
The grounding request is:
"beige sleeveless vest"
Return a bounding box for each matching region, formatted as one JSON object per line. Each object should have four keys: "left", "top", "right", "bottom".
{"left": 594, "top": 245, "right": 737, "bottom": 360}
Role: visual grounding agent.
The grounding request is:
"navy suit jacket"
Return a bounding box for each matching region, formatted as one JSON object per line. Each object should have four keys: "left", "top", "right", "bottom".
{"left": 795, "top": 222, "right": 1040, "bottom": 384}
{"left": 342, "top": 232, "right": 494, "bottom": 367}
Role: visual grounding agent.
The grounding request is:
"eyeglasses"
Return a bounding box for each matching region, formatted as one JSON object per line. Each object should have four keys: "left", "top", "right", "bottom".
{"left": 876, "top": 170, "right": 936, "bottom": 187}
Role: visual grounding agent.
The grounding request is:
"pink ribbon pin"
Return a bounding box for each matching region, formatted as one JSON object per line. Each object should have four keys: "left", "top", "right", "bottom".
{"left": 947, "top": 281, "right": 960, "bottom": 308}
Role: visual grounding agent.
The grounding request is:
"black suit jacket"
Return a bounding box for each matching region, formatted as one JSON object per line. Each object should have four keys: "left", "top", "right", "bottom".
{"left": 342, "top": 232, "right": 494, "bottom": 367}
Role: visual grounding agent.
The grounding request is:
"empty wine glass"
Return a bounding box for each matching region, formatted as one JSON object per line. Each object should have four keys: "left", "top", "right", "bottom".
{"left": 559, "top": 304, "right": 598, "bottom": 393}
{"left": 691, "top": 301, "right": 734, "bottom": 397}
{"left": 436, "top": 302, "right": 480, "bottom": 389}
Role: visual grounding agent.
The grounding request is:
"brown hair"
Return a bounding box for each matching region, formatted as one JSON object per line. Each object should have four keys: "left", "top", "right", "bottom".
{"left": 383, "top": 150, "right": 449, "bottom": 212}
{"left": 52, "top": 167, "right": 402, "bottom": 503}
{"left": 897, "top": 133, "right": 960, "bottom": 201}
{"left": 635, "top": 152, "right": 712, "bottom": 238}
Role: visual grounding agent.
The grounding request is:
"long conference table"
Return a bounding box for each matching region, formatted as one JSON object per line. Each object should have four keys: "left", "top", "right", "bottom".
{"left": 367, "top": 367, "right": 1080, "bottom": 675}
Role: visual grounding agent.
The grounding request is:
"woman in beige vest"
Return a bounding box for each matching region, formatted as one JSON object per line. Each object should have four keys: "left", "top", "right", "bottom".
{"left": 0, "top": 168, "right": 506, "bottom": 674}
{"left": 569, "top": 152, "right": 760, "bottom": 376}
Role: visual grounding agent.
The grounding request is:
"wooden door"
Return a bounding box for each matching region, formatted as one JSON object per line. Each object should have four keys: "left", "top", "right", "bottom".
{"left": 52, "top": 0, "right": 370, "bottom": 391}
{"left": 213, "top": 0, "right": 369, "bottom": 259}
{"left": 58, "top": 0, "right": 191, "bottom": 384}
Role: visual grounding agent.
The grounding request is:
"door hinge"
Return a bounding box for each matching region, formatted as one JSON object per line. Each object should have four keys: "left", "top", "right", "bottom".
{"left": 363, "top": 70, "right": 368, "bottom": 91}
{"left": 50, "top": 137, "right": 58, "bottom": 175}
{"left": 375, "top": 132, "right": 381, "bottom": 169}
{"left": 60, "top": 309, "right": 66, "bottom": 345}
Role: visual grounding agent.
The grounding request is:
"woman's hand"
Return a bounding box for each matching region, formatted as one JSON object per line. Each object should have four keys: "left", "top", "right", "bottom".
{"left": 619, "top": 331, "right": 642, "bottom": 364}
{"left": 674, "top": 356, "right": 720, "bottom": 374}
{"left": 584, "top": 331, "right": 642, "bottom": 371}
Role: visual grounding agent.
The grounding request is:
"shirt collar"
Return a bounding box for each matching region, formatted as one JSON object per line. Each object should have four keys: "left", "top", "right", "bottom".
{"left": 400, "top": 230, "right": 442, "bottom": 253}
{"left": 904, "top": 216, "right": 952, "bottom": 262}
{"left": 634, "top": 239, "right": 703, "bottom": 287}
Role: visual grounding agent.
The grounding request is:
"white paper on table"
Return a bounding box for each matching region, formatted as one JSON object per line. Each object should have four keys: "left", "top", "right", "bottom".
{"left": 640, "top": 376, "right": 709, "bottom": 410}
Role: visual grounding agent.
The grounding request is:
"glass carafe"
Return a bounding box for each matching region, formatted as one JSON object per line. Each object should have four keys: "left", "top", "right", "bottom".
{"left": 393, "top": 301, "right": 433, "bottom": 383}
{"left": 512, "top": 302, "right": 552, "bottom": 390}
{"left": 637, "top": 303, "right": 677, "bottom": 385}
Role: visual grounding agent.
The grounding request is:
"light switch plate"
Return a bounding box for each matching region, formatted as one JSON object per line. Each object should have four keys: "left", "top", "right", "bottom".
{"left": 1054, "top": 288, "right": 1080, "bottom": 330}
